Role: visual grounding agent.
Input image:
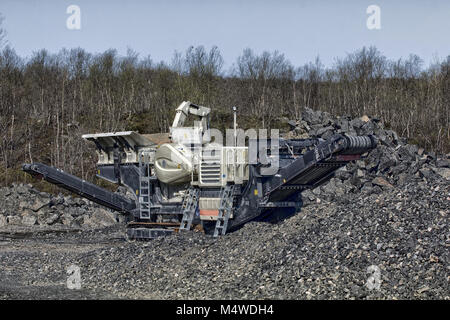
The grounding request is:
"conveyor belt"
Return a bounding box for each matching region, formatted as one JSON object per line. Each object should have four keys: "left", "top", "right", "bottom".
{"left": 22, "top": 163, "right": 136, "bottom": 214}
{"left": 264, "top": 134, "right": 376, "bottom": 201}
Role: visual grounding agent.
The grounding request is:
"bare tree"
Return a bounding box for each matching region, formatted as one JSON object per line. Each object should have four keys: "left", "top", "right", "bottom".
{"left": 235, "top": 48, "right": 294, "bottom": 127}
{"left": 0, "top": 13, "right": 7, "bottom": 49}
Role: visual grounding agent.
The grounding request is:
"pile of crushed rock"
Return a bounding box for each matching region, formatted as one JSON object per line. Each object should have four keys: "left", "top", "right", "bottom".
{"left": 69, "top": 109, "right": 448, "bottom": 299}
{"left": 0, "top": 183, "right": 126, "bottom": 229}
{"left": 284, "top": 108, "right": 449, "bottom": 206}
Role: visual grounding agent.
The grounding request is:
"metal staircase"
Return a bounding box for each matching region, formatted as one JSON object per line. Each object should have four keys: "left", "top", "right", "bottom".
{"left": 213, "top": 184, "right": 235, "bottom": 237}
{"left": 179, "top": 187, "right": 200, "bottom": 231}
{"left": 138, "top": 151, "right": 152, "bottom": 219}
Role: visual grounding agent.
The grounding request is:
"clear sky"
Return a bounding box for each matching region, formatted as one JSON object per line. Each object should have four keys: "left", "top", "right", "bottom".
{"left": 0, "top": 0, "right": 449, "bottom": 68}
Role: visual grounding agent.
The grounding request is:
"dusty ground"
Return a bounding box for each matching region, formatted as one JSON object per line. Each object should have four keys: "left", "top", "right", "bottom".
{"left": 0, "top": 225, "right": 125, "bottom": 299}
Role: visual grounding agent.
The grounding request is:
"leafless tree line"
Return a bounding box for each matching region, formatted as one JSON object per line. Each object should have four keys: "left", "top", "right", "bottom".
{"left": 0, "top": 42, "right": 448, "bottom": 187}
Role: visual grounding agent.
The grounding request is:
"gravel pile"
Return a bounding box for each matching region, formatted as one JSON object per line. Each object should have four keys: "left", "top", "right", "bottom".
{"left": 76, "top": 176, "right": 448, "bottom": 299}
{"left": 0, "top": 108, "right": 448, "bottom": 300}
{"left": 285, "top": 108, "right": 449, "bottom": 206}
{"left": 0, "top": 183, "right": 124, "bottom": 229}
{"left": 2, "top": 174, "right": 446, "bottom": 299}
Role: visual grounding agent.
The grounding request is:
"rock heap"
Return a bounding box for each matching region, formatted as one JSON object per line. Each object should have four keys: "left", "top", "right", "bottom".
{"left": 284, "top": 108, "right": 450, "bottom": 206}
{"left": 0, "top": 183, "right": 124, "bottom": 228}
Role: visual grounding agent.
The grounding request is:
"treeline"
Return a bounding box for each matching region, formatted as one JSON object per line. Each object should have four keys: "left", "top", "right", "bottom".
{"left": 0, "top": 45, "right": 448, "bottom": 187}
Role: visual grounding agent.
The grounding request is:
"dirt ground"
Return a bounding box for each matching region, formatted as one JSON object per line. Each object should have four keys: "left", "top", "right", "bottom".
{"left": 0, "top": 225, "right": 126, "bottom": 299}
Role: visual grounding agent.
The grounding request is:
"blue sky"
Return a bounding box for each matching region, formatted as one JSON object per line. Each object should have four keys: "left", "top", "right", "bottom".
{"left": 0, "top": 0, "right": 449, "bottom": 68}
